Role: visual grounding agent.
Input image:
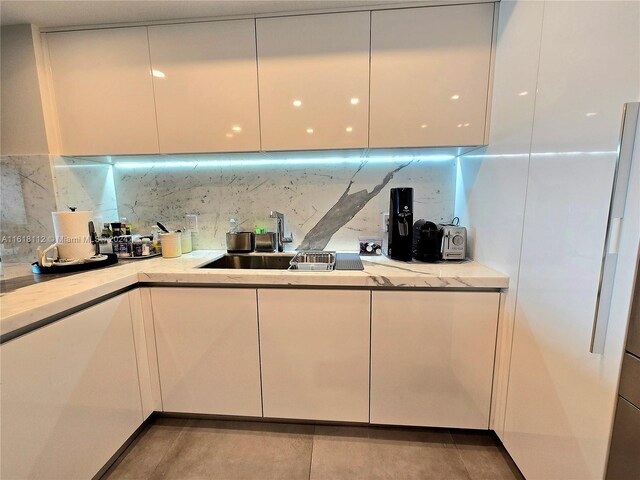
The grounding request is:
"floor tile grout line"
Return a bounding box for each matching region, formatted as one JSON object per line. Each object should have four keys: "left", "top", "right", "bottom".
{"left": 308, "top": 424, "right": 316, "bottom": 480}
{"left": 449, "top": 429, "right": 476, "bottom": 480}
{"left": 146, "top": 420, "right": 190, "bottom": 480}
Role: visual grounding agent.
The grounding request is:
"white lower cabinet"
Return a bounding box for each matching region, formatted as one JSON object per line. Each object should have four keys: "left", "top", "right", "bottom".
{"left": 258, "top": 289, "right": 370, "bottom": 422}
{"left": 151, "top": 288, "right": 262, "bottom": 416}
{"left": 0, "top": 294, "right": 143, "bottom": 480}
{"left": 371, "top": 291, "right": 500, "bottom": 429}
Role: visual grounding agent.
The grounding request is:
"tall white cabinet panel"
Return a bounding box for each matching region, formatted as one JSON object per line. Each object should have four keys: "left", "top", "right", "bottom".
{"left": 151, "top": 288, "right": 262, "bottom": 416}
{"left": 148, "top": 20, "right": 261, "bottom": 153}
{"left": 46, "top": 27, "right": 159, "bottom": 155}
{"left": 369, "top": 3, "right": 495, "bottom": 148}
{"left": 0, "top": 294, "right": 142, "bottom": 480}
{"left": 258, "top": 289, "right": 370, "bottom": 422}
{"left": 256, "top": 12, "right": 370, "bottom": 150}
{"left": 503, "top": 3, "right": 640, "bottom": 479}
{"left": 371, "top": 291, "right": 499, "bottom": 429}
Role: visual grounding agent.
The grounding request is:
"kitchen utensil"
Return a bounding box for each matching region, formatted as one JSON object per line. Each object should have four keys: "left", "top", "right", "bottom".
{"left": 31, "top": 253, "right": 118, "bottom": 274}
{"left": 289, "top": 251, "right": 336, "bottom": 271}
{"left": 88, "top": 221, "right": 100, "bottom": 255}
{"left": 181, "top": 230, "right": 193, "bottom": 253}
{"left": 226, "top": 232, "right": 254, "bottom": 253}
{"left": 335, "top": 253, "right": 365, "bottom": 270}
{"left": 255, "top": 232, "right": 277, "bottom": 252}
{"left": 160, "top": 232, "right": 182, "bottom": 258}
{"left": 157, "top": 222, "right": 170, "bottom": 233}
{"left": 40, "top": 209, "right": 96, "bottom": 266}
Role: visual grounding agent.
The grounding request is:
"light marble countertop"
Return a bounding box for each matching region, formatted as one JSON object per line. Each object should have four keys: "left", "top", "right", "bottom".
{"left": 0, "top": 250, "right": 508, "bottom": 339}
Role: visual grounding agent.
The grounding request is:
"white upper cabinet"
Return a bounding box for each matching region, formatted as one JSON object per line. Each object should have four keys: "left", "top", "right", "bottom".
{"left": 256, "top": 12, "right": 370, "bottom": 151}
{"left": 46, "top": 27, "right": 159, "bottom": 155}
{"left": 369, "top": 3, "right": 495, "bottom": 148}
{"left": 148, "top": 20, "right": 261, "bottom": 153}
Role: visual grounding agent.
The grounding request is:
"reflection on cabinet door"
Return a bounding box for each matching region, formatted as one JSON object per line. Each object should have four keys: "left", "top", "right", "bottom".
{"left": 0, "top": 294, "right": 142, "bottom": 480}
{"left": 46, "top": 27, "right": 159, "bottom": 155}
{"left": 370, "top": 3, "right": 495, "bottom": 148}
{"left": 148, "top": 20, "right": 261, "bottom": 153}
{"left": 258, "top": 289, "right": 370, "bottom": 422}
{"left": 371, "top": 291, "right": 499, "bottom": 429}
{"left": 151, "top": 288, "right": 262, "bottom": 417}
{"left": 256, "top": 12, "right": 370, "bottom": 151}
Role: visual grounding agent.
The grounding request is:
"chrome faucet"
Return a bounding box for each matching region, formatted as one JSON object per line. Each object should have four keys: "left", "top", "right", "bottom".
{"left": 269, "top": 211, "right": 293, "bottom": 252}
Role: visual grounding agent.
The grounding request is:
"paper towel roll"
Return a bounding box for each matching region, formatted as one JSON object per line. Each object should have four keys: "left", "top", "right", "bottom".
{"left": 51, "top": 210, "right": 95, "bottom": 260}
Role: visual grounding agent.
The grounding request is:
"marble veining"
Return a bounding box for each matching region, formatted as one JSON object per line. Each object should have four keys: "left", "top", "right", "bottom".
{"left": 0, "top": 155, "right": 58, "bottom": 262}
{"left": 113, "top": 158, "right": 456, "bottom": 251}
{"left": 51, "top": 156, "right": 119, "bottom": 225}
{"left": 2, "top": 153, "right": 455, "bottom": 262}
{"left": 298, "top": 162, "right": 411, "bottom": 250}
{"left": 0, "top": 251, "right": 509, "bottom": 339}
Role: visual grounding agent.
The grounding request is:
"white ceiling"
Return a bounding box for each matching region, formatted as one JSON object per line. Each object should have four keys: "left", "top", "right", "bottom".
{"left": 0, "top": 0, "right": 415, "bottom": 28}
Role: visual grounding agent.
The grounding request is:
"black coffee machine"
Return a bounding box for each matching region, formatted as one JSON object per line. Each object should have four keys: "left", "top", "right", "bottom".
{"left": 388, "top": 188, "right": 413, "bottom": 261}
{"left": 413, "top": 220, "right": 443, "bottom": 262}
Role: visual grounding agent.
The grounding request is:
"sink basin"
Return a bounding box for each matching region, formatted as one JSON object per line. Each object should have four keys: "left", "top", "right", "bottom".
{"left": 200, "top": 254, "right": 295, "bottom": 270}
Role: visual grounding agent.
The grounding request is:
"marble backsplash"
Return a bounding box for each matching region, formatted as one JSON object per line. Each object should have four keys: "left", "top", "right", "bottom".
{"left": 113, "top": 156, "right": 456, "bottom": 251}
{"left": 1, "top": 153, "right": 457, "bottom": 261}
{"left": 1, "top": 154, "right": 119, "bottom": 263}
{"left": 1, "top": 155, "right": 58, "bottom": 262}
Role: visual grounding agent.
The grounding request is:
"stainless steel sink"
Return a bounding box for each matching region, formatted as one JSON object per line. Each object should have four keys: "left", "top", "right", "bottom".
{"left": 200, "top": 254, "right": 295, "bottom": 270}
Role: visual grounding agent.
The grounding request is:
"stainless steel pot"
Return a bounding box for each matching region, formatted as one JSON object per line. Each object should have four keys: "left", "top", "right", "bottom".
{"left": 226, "top": 232, "right": 254, "bottom": 253}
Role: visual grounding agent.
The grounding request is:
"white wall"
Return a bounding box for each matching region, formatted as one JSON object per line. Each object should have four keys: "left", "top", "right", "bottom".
{"left": 0, "top": 25, "right": 49, "bottom": 155}
{"left": 456, "top": 1, "right": 640, "bottom": 479}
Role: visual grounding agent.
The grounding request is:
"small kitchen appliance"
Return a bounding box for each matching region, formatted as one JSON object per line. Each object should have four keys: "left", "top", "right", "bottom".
{"left": 412, "top": 217, "right": 468, "bottom": 262}
{"left": 441, "top": 225, "right": 467, "bottom": 260}
{"left": 388, "top": 188, "right": 413, "bottom": 261}
{"left": 413, "top": 220, "right": 443, "bottom": 262}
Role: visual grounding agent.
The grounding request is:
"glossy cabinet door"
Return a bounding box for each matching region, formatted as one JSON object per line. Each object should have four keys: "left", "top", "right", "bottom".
{"left": 0, "top": 294, "right": 143, "bottom": 479}
{"left": 148, "top": 20, "right": 261, "bottom": 153}
{"left": 502, "top": 3, "right": 640, "bottom": 479}
{"left": 46, "top": 27, "right": 159, "bottom": 155}
{"left": 369, "top": 3, "right": 495, "bottom": 148}
{"left": 256, "top": 12, "right": 370, "bottom": 150}
{"left": 371, "top": 291, "right": 499, "bottom": 429}
{"left": 258, "top": 289, "right": 370, "bottom": 422}
{"left": 151, "top": 288, "right": 262, "bottom": 416}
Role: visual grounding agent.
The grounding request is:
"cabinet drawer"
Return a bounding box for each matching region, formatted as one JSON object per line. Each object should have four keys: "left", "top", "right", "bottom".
{"left": 619, "top": 353, "right": 640, "bottom": 408}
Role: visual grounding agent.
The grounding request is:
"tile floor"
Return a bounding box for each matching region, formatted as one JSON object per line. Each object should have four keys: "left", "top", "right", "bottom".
{"left": 102, "top": 417, "right": 524, "bottom": 480}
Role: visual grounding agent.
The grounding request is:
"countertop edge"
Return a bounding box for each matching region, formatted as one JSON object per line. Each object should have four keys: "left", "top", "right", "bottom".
{"left": 1, "top": 251, "right": 509, "bottom": 341}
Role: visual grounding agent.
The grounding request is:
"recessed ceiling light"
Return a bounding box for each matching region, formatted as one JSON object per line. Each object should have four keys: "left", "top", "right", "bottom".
{"left": 225, "top": 133, "right": 234, "bottom": 138}
{"left": 232, "top": 126, "right": 242, "bottom": 132}
{"left": 350, "top": 98, "right": 360, "bottom": 105}
{"left": 451, "top": 95, "right": 460, "bottom": 100}
{"left": 152, "top": 70, "right": 165, "bottom": 78}
{"left": 457, "top": 124, "right": 463, "bottom": 128}
{"left": 420, "top": 124, "right": 428, "bottom": 129}
{"left": 586, "top": 112, "right": 597, "bottom": 117}
{"left": 345, "top": 126, "right": 353, "bottom": 132}
{"left": 292, "top": 100, "right": 302, "bottom": 107}
{"left": 464, "top": 123, "right": 470, "bottom": 127}
{"left": 306, "top": 128, "right": 314, "bottom": 134}
{"left": 519, "top": 91, "right": 528, "bottom": 96}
